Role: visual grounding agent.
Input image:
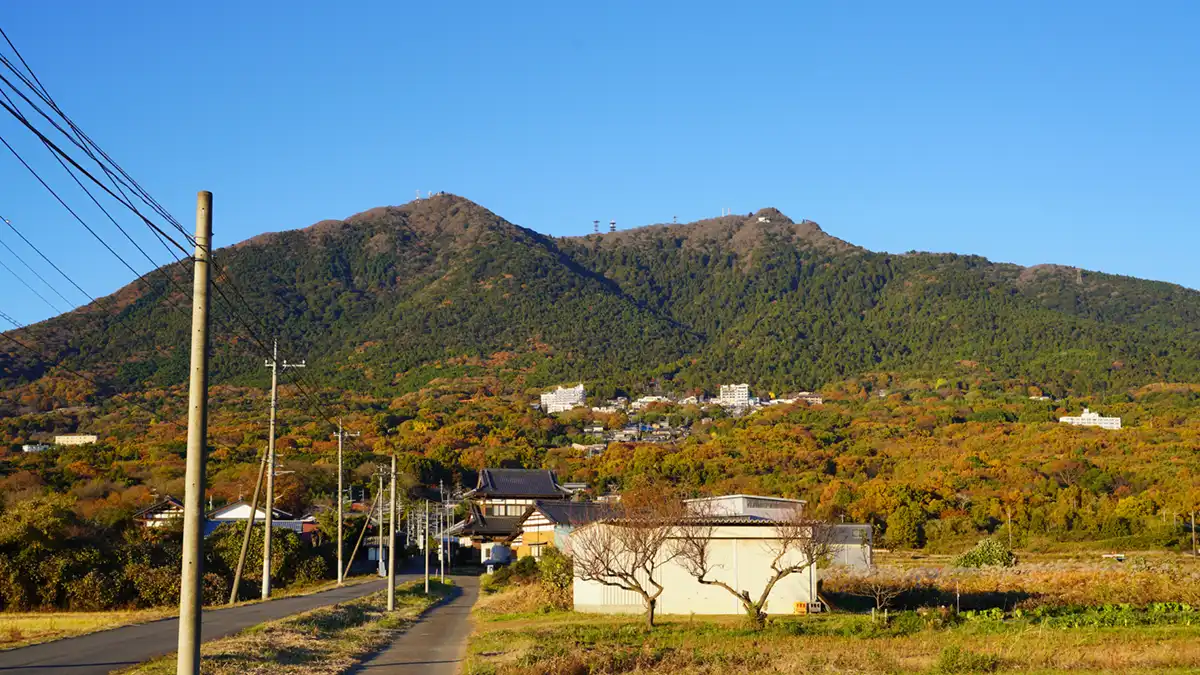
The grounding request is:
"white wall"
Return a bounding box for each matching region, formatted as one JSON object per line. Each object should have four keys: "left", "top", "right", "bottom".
{"left": 571, "top": 524, "right": 818, "bottom": 616}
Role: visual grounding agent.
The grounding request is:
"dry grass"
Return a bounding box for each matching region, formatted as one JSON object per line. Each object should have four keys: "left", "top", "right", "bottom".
{"left": 116, "top": 580, "right": 452, "bottom": 675}
{"left": 0, "top": 573, "right": 380, "bottom": 652}
{"left": 464, "top": 586, "right": 1200, "bottom": 674}
{"left": 0, "top": 608, "right": 175, "bottom": 650}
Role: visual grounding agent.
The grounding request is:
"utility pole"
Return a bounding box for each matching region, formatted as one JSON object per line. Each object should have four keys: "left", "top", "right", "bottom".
{"left": 387, "top": 455, "right": 397, "bottom": 610}
{"left": 439, "top": 480, "right": 445, "bottom": 582}
{"left": 333, "top": 420, "right": 359, "bottom": 586}
{"left": 229, "top": 447, "right": 269, "bottom": 604}
{"left": 424, "top": 497, "right": 429, "bottom": 590}
{"left": 1192, "top": 511, "right": 1197, "bottom": 557}
{"left": 176, "top": 190, "right": 212, "bottom": 675}
{"left": 377, "top": 471, "right": 385, "bottom": 577}
{"left": 261, "top": 340, "right": 304, "bottom": 599}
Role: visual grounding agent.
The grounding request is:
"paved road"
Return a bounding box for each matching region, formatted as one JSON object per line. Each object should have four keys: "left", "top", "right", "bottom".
{"left": 350, "top": 575, "right": 480, "bottom": 675}
{"left": 0, "top": 577, "right": 403, "bottom": 674}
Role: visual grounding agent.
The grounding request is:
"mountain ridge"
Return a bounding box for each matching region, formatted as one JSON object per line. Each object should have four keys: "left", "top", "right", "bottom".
{"left": 2, "top": 194, "right": 1199, "bottom": 409}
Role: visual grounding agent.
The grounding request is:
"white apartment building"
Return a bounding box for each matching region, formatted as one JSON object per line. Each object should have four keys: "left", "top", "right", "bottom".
{"left": 1059, "top": 408, "right": 1121, "bottom": 430}
{"left": 717, "top": 384, "right": 751, "bottom": 408}
{"left": 55, "top": 434, "right": 98, "bottom": 446}
{"left": 540, "top": 384, "right": 586, "bottom": 414}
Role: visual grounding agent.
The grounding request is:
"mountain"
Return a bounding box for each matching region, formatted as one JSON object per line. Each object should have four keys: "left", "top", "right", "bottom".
{"left": 3, "top": 194, "right": 1199, "bottom": 408}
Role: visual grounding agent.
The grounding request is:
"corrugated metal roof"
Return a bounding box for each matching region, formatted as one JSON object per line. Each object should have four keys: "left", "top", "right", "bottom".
{"left": 532, "top": 500, "right": 615, "bottom": 525}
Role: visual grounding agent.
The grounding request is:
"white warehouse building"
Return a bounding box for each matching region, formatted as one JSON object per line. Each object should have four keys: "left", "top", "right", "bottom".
{"left": 540, "top": 383, "right": 586, "bottom": 414}
{"left": 1059, "top": 408, "right": 1121, "bottom": 430}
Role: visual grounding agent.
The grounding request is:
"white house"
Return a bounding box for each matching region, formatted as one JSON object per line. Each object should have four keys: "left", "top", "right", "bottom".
{"left": 55, "top": 434, "right": 98, "bottom": 446}
{"left": 1059, "top": 408, "right": 1121, "bottom": 430}
{"left": 207, "top": 500, "right": 292, "bottom": 522}
{"left": 21, "top": 443, "right": 50, "bottom": 453}
{"left": 716, "top": 384, "right": 751, "bottom": 408}
{"left": 541, "top": 384, "right": 586, "bottom": 414}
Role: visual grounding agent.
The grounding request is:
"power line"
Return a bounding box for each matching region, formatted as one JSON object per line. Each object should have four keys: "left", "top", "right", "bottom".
{"left": 0, "top": 255, "right": 61, "bottom": 314}
{"left": 0, "top": 230, "right": 73, "bottom": 307}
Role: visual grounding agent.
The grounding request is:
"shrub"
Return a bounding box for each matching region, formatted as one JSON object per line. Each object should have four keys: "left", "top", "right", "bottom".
{"left": 66, "top": 570, "right": 120, "bottom": 610}
{"left": 953, "top": 539, "right": 1017, "bottom": 568}
{"left": 202, "top": 572, "right": 230, "bottom": 606}
{"left": 293, "top": 555, "right": 329, "bottom": 586}
{"left": 935, "top": 645, "right": 1000, "bottom": 673}
{"left": 125, "top": 562, "right": 180, "bottom": 607}
{"left": 539, "top": 548, "right": 573, "bottom": 592}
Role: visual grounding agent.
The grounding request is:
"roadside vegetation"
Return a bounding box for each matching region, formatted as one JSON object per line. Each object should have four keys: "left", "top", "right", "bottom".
{"left": 116, "top": 580, "right": 453, "bottom": 675}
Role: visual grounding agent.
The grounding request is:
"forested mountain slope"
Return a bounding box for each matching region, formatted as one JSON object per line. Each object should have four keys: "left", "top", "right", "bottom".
{"left": 2, "top": 194, "right": 1198, "bottom": 412}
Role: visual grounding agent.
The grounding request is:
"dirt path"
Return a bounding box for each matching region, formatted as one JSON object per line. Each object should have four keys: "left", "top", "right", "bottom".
{"left": 349, "top": 575, "right": 480, "bottom": 675}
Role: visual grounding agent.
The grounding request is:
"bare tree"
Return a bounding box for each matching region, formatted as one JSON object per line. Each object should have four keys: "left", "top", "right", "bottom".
{"left": 826, "top": 565, "right": 913, "bottom": 611}
{"left": 675, "top": 504, "right": 835, "bottom": 629}
{"left": 568, "top": 489, "right": 683, "bottom": 628}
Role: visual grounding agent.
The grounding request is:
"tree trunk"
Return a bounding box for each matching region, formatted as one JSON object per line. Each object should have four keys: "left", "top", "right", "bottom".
{"left": 744, "top": 602, "right": 767, "bottom": 630}
{"left": 645, "top": 597, "right": 656, "bottom": 628}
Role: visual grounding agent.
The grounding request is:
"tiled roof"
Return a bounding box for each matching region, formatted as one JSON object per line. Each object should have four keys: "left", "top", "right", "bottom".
{"left": 459, "top": 503, "right": 524, "bottom": 537}
{"left": 468, "top": 469, "right": 570, "bottom": 498}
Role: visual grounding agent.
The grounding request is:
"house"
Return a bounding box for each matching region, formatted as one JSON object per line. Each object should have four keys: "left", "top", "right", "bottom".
{"left": 55, "top": 434, "right": 97, "bottom": 446}
{"left": 1059, "top": 408, "right": 1121, "bottom": 430}
{"left": 541, "top": 384, "right": 586, "bottom": 414}
{"left": 21, "top": 443, "right": 50, "bottom": 453}
{"left": 207, "top": 500, "right": 292, "bottom": 523}
{"left": 583, "top": 425, "right": 606, "bottom": 436}
{"left": 571, "top": 443, "right": 607, "bottom": 457}
{"left": 510, "top": 501, "right": 615, "bottom": 559}
{"left": 459, "top": 468, "right": 573, "bottom": 562}
{"left": 133, "top": 496, "right": 185, "bottom": 528}
{"left": 569, "top": 518, "right": 868, "bottom": 617}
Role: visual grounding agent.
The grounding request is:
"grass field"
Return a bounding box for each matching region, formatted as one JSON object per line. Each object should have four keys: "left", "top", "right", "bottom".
{"left": 465, "top": 607, "right": 1200, "bottom": 674}
{"left": 0, "top": 573, "right": 381, "bottom": 651}
{"left": 116, "top": 579, "right": 453, "bottom": 675}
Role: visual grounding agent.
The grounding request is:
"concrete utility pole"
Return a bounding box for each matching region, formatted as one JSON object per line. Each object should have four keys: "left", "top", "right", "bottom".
{"left": 424, "top": 500, "right": 430, "bottom": 594}
{"left": 438, "top": 480, "right": 445, "bottom": 582}
{"left": 176, "top": 191, "right": 212, "bottom": 675}
{"left": 387, "top": 455, "right": 397, "bottom": 610}
{"left": 261, "top": 340, "right": 304, "bottom": 599}
{"left": 333, "top": 420, "right": 359, "bottom": 586}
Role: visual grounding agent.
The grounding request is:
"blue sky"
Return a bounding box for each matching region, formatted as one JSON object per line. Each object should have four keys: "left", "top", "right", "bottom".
{"left": 1, "top": 1, "right": 1198, "bottom": 325}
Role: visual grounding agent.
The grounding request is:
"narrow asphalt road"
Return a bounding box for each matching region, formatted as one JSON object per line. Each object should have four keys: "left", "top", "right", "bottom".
{"left": 349, "top": 575, "right": 480, "bottom": 675}
{"left": 0, "top": 576, "right": 406, "bottom": 674}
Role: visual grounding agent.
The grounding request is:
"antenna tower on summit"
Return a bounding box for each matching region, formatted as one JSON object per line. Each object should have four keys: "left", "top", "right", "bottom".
{"left": 593, "top": 220, "right": 599, "bottom": 234}
{"left": 609, "top": 219, "right": 616, "bottom": 233}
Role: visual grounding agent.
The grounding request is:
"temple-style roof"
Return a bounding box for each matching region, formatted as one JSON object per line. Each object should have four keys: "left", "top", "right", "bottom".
{"left": 466, "top": 469, "right": 572, "bottom": 499}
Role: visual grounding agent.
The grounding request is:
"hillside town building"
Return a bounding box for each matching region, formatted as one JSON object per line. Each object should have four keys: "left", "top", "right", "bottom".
{"left": 1059, "top": 408, "right": 1121, "bottom": 430}
{"left": 716, "top": 384, "right": 751, "bottom": 407}
{"left": 55, "top": 433, "right": 97, "bottom": 446}
{"left": 540, "top": 384, "right": 586, "bottom": 413}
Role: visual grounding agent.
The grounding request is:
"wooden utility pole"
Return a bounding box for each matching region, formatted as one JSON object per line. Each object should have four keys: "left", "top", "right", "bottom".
{"left": 333, "top": 420, "right": 359, "bottom": 586}
{"left": 261, "top": 340, "right": 303, "bottom": 599}
{"left": 176, "top": 191, "right": 212, "bottom": 675}
{"left": 229, "top": 447, "right": 269, "bottom": 603}
{"left": 387, "top": 455, "right": 397, "bottom": 610}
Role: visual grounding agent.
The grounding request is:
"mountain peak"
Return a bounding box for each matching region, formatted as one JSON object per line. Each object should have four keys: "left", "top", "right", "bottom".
{"left": 570, "top": 207, "right": 859, "bottom": 256}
